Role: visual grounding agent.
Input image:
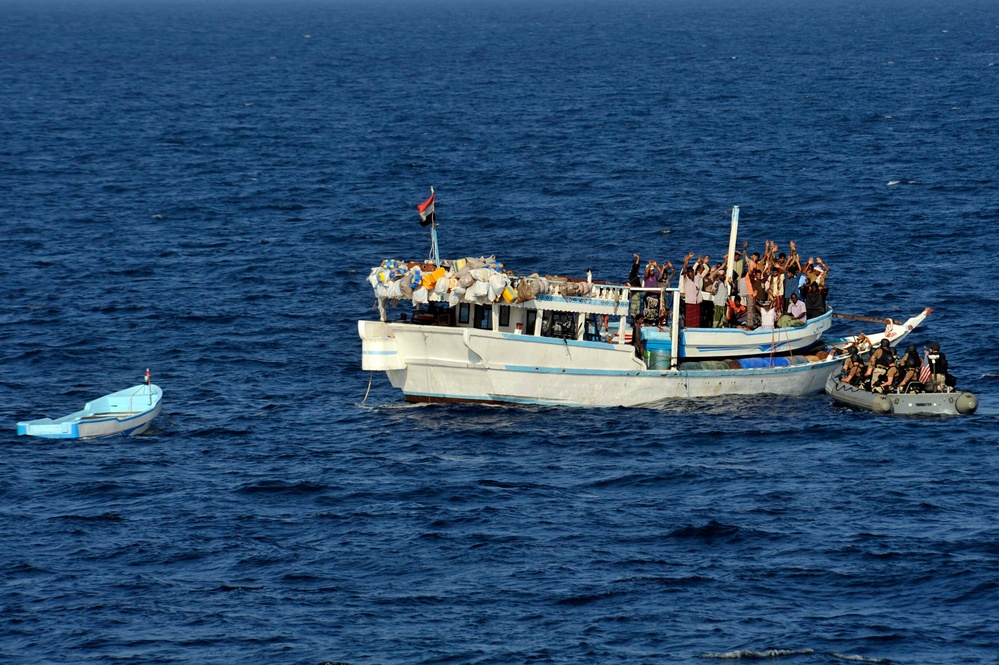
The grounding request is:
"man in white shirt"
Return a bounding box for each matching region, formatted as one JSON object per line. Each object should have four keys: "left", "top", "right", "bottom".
{"left": 681, "top": 266, "right": 703, "bottom": 328}
{"left": 759, "top": 301, "right": 777, "bottom": 330}
{"left": 787, "top": 292, "right": 807, "bottom": 326}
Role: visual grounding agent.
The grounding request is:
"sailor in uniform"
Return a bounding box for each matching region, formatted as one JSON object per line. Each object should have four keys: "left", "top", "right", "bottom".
{"left": 840, "top": 346, "right": 864, "bottom": 385}
{"left": 925, "top": 341, "right": 949, "bottom": 392}
{"left": 895, "top": 345, "right": 923, "bottom": 393}
{"left": 865, "top": 338, "right": 894, "bottom": 391}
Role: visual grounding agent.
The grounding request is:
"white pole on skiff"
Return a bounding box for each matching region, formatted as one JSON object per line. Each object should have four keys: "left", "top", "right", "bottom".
{"left": 725, "top": 205, "right": 740, "bottom": 284}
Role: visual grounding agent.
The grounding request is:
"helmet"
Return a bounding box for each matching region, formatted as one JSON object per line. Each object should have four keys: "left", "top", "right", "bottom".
{"left": 879, "top": 338, "right": 891, "bottom": 349}
{"left": 928, "top": 341, "right": 940, "bottom": 351}
{"left": 906, "top": 344, "right": 917, "bottom": 355}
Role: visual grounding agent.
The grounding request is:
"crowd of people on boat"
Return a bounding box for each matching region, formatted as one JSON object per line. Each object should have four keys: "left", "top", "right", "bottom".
{"left": 839, "top": 339, "right": 955, "bottom": 394}
{"left": 627, "top": 238, "right": 830, "bottom": 332}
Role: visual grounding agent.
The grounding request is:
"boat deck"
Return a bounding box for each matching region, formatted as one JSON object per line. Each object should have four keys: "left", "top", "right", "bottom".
{"left": 82, "top": 412, "right": 143, "bottom": 420}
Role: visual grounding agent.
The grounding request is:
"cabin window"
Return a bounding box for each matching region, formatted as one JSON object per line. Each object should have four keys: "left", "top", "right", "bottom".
{"left": 524, "top": 310, "right": 538, "bottom": 336}
{"left": 541, "top": 311, "right": 576, "bottom": 340}
{"left": 458, "top": 303, "right": 470, "bottom": 325}
{"left": 584, "top": 314, "right": 604, "bottom": 341}
{"left": 473, "top": 304, "right": 491, "bottom": 330}
{"left": 420, "top": 302, "right": 451, "bottom": 326}
{"left": 499, "top": 305, "right": 510, "bottom": 328}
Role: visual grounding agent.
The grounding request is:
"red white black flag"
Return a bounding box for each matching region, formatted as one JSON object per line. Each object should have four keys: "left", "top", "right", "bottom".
{"left": 417, "top": 189, "right": 436, "bottom": 227}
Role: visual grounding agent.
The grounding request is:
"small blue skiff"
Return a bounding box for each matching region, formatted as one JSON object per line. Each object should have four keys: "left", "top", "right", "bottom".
{"left": 17, "top": 381, "right": 163, "bottom": 439}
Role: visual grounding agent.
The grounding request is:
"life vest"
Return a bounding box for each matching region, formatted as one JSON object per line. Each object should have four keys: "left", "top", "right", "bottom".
{"left": 872, "top": 348, "right": 893, "bottom": 368}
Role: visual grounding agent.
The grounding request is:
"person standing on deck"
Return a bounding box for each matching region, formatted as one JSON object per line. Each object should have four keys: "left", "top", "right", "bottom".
{"left": 656, "top": 260, "right": 675, "bottom": 325}
{"left": 641, "top": 260, "right": 670, "bottom": 323}
{"left": 746, "top": 267, "right": 765, "bottom": 329}
{"left": 628, "top": 253, "right": 642, "bottom": 321}
{"left": 784, "top": 244, "right": 805, "bottom": 302}
{"left": 697, "top": 259, "right": 715, "bottom": 328}
{"left": 730, "top": 250, "right": 746, "bottom": 283}
{"left": 802, "top": 280, "right": 826, "bottom": 320}
{"left": 632, "top": 313, "right": 645, "bottom": 359}
{"left": 712, "top": 277, "right": 729, "bottom": 328}
{"left": 680, "top": 253, "right": 702, "bottom": 328}
{"left": 767, "top": 265, "right": 785, "bottom": 315}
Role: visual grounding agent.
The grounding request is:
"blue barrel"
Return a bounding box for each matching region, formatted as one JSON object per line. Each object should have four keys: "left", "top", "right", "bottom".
{"left": 738, "top": 356, "right": 792, "bottom": 368}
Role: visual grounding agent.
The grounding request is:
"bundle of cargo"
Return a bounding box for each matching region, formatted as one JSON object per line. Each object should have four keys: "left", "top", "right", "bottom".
{"left": 367, "top": 256, "right": 514, "bottom": 308}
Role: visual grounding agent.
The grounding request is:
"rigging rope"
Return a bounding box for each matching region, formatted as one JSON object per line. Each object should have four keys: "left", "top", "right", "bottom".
{"left": 361, "top": 371, "right": 373, "bottom": 405}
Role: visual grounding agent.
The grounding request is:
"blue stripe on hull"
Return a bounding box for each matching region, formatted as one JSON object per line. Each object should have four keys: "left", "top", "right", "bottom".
{"left": 500, "top": 362, "right": 833, "bottom": 378}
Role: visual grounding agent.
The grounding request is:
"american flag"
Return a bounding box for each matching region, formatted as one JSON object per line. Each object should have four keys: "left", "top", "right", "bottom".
{"left": 918, "top": 362, "right": 932, "bottom": 385}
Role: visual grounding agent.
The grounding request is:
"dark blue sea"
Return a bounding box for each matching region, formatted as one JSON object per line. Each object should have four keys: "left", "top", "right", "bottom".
{"left": 3, "top": 0, "right": 999, "bottom": 662}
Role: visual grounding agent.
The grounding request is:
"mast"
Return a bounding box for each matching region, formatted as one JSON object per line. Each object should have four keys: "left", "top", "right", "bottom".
{"left": 670, "top": 289, "right": 681, "bottom": 369}
{"left": 429, "top": 222, "right": 440, "bottom": 267}
{"left": 427, "top": 186, "right": 440, "bottom": 266}
{"left": 725, "top": 205, "right": 740, "bottom": 283}
{"left": 416, "top": 185, "right": 440, "bottom": 266}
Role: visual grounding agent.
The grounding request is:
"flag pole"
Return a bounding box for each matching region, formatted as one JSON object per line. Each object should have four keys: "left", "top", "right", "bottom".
{"left": 429, "top": 224, "right": 440, "bottom": 267}
{"left": 428, "top": 186, "right": 440, "bottom": 266}
{"left": 416, "top": 185, "right": 440, "bottom": 266}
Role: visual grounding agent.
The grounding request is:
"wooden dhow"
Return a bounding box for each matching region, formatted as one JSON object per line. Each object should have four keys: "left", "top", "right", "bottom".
{"left": 359, "top": 203, "right": 927, "bottom": 408}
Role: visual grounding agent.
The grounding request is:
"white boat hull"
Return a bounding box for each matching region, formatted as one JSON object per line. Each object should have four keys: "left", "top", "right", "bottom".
{"left": 17, "top": 384, "right": 164, "bottom": 439}
{"left": 642, "top": 309, "right": 833, "bottom": 359}
{"left": 829, "top": 308, "right": 932, "bottom": 352}
{"left": 74, "top": 401, "right": 163, "bottom": 438}
{"left": 361, "top": 321, "right": 839, "bottom": 408}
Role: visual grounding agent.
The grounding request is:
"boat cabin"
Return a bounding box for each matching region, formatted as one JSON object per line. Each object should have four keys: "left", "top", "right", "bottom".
{"left": 381, "top": 272, "right": 679, "bottom": 347}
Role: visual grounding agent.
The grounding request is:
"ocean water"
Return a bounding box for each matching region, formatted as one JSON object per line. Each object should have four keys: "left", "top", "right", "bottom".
{"left": 2, "top": 0, "right": 999, "bottom": 663}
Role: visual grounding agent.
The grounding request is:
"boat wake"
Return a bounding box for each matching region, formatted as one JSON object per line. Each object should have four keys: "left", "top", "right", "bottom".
{"left": 355, "top": 401, "right": 431, "bottom": 410}
{"left": 700, "top": 647, "right": 815, "bottom": 659}
{"left": 699, "top": 647, "right": 888, "bottom": 662}
{"left": 642, "top": 393, "right": 805, "bottom": 415}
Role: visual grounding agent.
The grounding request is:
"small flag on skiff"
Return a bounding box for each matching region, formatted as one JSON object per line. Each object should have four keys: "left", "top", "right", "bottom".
{"left": 918, "top": 361, "right": 932, "bottom": 385}
{"left": 417, "top": 188, "right": 436, "bottom": 227}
